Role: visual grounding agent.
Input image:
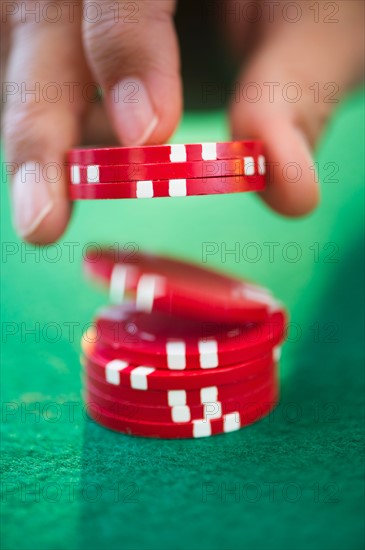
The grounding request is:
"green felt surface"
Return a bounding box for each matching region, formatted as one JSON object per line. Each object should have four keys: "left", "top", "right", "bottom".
{"left": 1, "top": 93, "right": 364, "bottom": 550}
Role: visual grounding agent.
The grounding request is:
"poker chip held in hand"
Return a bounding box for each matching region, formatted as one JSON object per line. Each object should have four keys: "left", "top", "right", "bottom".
{"left": 68, "top": 141, "right": 266, "bottom": 200}
{"left": 81, "top": 249, "right": 288, "bottom": 439}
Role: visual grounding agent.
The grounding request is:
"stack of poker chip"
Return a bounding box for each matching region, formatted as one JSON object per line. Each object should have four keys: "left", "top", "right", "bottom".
{"left": 81, "top": 249, "right": 287, "bottom": 439}
{"left": 68, "top": 140, "right": 266, "bottom": 200}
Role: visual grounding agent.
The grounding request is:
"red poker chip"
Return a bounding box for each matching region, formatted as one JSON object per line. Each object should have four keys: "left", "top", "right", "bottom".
{"left": 84, "top": 361, "right": 277, "bottom": 407}
{"left": 93, "top": 304, "right": 286, "bottom": 370}
{"left": 81, "top": 345, "right": 279, "bottom": 390}
{"left": 70, "top": 158, "right": 260, "bottom": 183}
{"left": 69, "top": 141, "right": 265, "bottom": 166}
{"left": 85, "top": 377, "right": 277, "bottom": 424}
{"left": 83, "top": 248, "right": 278, "bottom": 323}
{"left": 69, "top": 175, "right": 264, "bottom": 200}
{"left": 84, "top": 383, "right": 278, "bottom": 439}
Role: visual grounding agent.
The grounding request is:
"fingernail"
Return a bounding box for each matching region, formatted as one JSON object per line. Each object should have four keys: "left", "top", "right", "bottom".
{"left": 12, "top": 161, "right": 54, "bottom": 238}
{"left": 111, "top": 78, "right": 158, "bottom": 146}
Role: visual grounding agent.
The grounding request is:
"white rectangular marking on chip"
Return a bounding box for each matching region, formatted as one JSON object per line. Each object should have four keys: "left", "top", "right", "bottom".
{"left": 274, "top": 346, "right": 282, "bottom": 362}
{"left": 268, "top": 300, "right": 283, "bottom": 313}
{"left": 223, "top": 412, "right": 241, "bottom": 432}
{"left": 171, "top": 405, "right": 191, "bottom": 423}
{"left": 105, "top": 359, "right": 129, "bottom": 385}
{"left": 87, "top": 165, "right": 99, "bottom": 183}
{"left": 193, "top": 419, "right": 212, "bottom": 438}
{"left": 136, "top": 274, "right": 158, "bottom": 313}
{"left": 130, "top": 366, "right": 155, "bottom": 390}
{"left": 201, "top": 143, "right": 217, "bottom": 160}
{"left": 200, "top": 386, "right": 218, "bottom": 403}
{"left": 71, "top": 165, "right": 80, "bottom": 185}
{"left": 137, "top": 180, "right": 154, "bottom": 198}
{"left": 170, "top": 144, "right": 187, "bottom": 162}
{"left": 198, "top": 340, "right": 219, "bottom": 369}
{"left": 109, "top": 264, "right": 128, "bottom": 304}
{"left": 244, "top": 286, "right": 282, "bottom": 312}
{"left": 166, "top": 341, "right": 186, "bottom": 370}
{"left": 243, "top": 286, "right": 274, "bottom": 306}
{"left": 169, "top": 179, "right": 187, "bottom": 197}
{"left": 168, "top": 390, "right": 187, "bottom": 406}
{"left": 258, "top": 155, "right": 266, "bottom": 175}
{"left": 244, "top": 282, "right": 272, "bottom": 296}
{"left": 244, "top": 157, "right": 255, "bottom": 176}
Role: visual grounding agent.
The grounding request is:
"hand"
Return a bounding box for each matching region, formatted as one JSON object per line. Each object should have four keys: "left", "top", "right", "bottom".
{"left": 226, "top": 0, "right": 364, "bottom": 215}
{"left": 1, "top": 0, "right": 363, "bottom": 244}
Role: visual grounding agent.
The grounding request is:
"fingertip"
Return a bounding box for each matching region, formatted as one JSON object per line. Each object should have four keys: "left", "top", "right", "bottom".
{"left": 19, "top": 197, "right": 72, "bottom": 245}
{"left": 260, "top": 176, "right": 320, "bottom": 218}
{"left": 106, "top": 73, "right": 182, "bottom": 146}
{"left": 145, "top": 71, "right": 183, "bottom": 144}
{"left": 11, "top": 163, "right": 72, "bottom": 244}
{"left": 107, "top": 77, "right": 158, "bottom": 146}
{"left": 230, "top": 102, "right": 320, "bottom": 217}
{"left": 259, "top": 125, "right": 320, "bottom": 217}
{"left": 83, "top": 0, "right": 182, "bottom": 147}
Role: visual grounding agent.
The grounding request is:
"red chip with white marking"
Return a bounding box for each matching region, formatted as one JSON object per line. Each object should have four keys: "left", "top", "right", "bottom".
{"left": 84, "top": 248, "right": 279, "bottom": 323}
{"left": 82, "top": 334, "right": 281, "bottom": 390}
{"left": 69, "top": 140, "right": 265, "bottom": 166}
{"left": 85, "top": 376, "right": 277, "bottom": 425}
{"left": 84, "top": 360, "right": 277, "bottom": 407}
{"left": 69, "top": 175, "right": 264, "bottom": 200}
{"left": 93, "top": 304, "right": 286, "bottom": 370}
{"left": 70, "top": 158, "right": 259, "bottom": 183}
{"left": 85, "top": 381, "right": 278, "bottom": 439}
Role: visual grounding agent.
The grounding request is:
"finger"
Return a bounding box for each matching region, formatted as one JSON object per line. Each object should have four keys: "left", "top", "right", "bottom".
{"left": 221, "top": 0, "right": 262, "bottom": 59}
{"left": 2, "top": 1, "right": 91, "bottom": 243}
{"left": 83, "top": 0, "right": 182, "bottom": 146}
{"left": 0, "top": 11, "right": 11, "bottom": 83}
{"left": 230, "top": 0, "right": 365, "bottom": 216}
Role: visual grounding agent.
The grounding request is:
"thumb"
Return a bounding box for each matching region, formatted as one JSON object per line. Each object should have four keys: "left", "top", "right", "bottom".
{"left": 230, "top": 2, "right": 364, "bottom": 216}
{"left": 2, "top": 4, "right": 90, "bottom": 243}
{"left": 83, "top": 0, "right": 182, "bottom": 146}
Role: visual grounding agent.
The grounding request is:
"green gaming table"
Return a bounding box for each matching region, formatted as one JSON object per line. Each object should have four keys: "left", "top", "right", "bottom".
{"left": 1, "top": 91, "right": 364, "bottom": 549}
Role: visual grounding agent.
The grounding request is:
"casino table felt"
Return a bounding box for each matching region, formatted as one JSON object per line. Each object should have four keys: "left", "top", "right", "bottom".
{"left": 1, "top": 94, "right": 364, "bottom": 550}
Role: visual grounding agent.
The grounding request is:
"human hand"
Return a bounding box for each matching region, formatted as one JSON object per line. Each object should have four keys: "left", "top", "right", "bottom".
{"left": 1, "top": 0, "right": 363, "bottom": 244}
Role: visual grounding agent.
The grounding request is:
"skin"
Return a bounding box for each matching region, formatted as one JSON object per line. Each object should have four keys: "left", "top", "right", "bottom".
{"left": 1, "top": 0, "right": 364, "bottom": 244}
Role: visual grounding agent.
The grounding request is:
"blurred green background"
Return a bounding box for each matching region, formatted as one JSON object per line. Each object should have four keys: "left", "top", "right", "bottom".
{"left": 1, "top": 86, "right": 364, "bottom": 550}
